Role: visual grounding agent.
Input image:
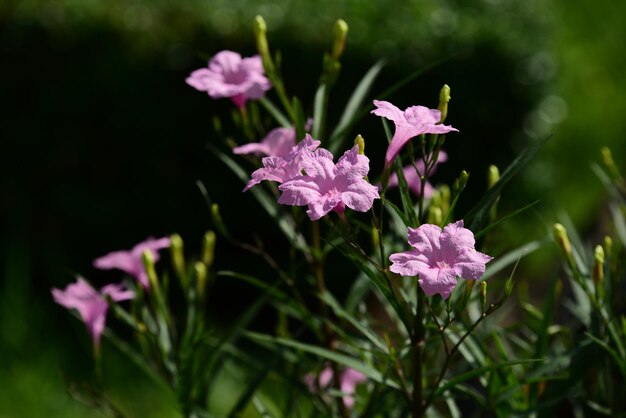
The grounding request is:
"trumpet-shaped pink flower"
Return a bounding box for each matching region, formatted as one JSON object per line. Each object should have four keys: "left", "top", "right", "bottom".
{"left": 93, "top": 237, "right": 171, "bottom": 289}
{"left": 52, "top": 277, "right": 134, "bottom": 347}
{"left": 186, "top": 50, "right": 271, "bottom": 108}
{"left": 388, "top": 151, "right": 448, "bottom": 198}
{"left": 233, "top": 126, "right": 296, "bottom": 158}
{"left": 304, "top": 366, "right": 366, "bottom": 409}
{"left": 389, "top": 220, "right": 492, "bottom": 299}
{"left": 371, "top": 100, "right": 458, "bottom": 166}
{"left": 243, "top": 134, "right": 320, "bottom": 192}
{"left": 278, "top": 145, "right": 380, "bottom": 220}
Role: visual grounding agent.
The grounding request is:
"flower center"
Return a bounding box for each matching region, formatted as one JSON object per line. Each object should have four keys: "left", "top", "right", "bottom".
{"left": 436, "top": 260, "right": 450, "bottom": 269}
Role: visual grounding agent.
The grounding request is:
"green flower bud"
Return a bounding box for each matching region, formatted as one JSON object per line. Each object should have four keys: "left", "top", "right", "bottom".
{"left": 593, "top": 245, "right": 605, "bottom": 286}
{"left": 453, "top": 170, "right": 469, "bottom": 195}
{"left": 253, "top": 15, "right": 269, "bottom": 58}
{"left": 553, "top": 223, "right": 572, "bottom": 257}
{"left": 195, "top": 261, "right": 208, "bottom": 298}
{"left": 604, "top": 236, "right": 613, "bottom": 258}
{"left": 354, "top": 134, "right": 365, "bottom": 155}
{"left": 331, "top": 19, "right": 349, "bottom": 60}
{"left": 170, "top": 234, "right": 187, "bottom": 285}
{"left": 438, "top": 84, "right": 451, "bottom": 123}
{"left": 202, "top": 230, "right": 216, "bottom": 268}
{"left": 480, "top": 281, "right": 488, "bottom": 315}
{"left": 487, "top": 165, "right": 500, "bottom": 189}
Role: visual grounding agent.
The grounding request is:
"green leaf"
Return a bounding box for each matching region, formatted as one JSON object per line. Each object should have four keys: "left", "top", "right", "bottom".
{"left": 482, "top": 239, "right": 547, "bottom": 280}
{"left": 259, "top": 97, "right": 291, "bottom": 128}
{"left": 474, "top": 200, "right": 541, "bottom": 239}
{"left": 318, "top": 291, "right": 388, "bottom": 352}
{"left": 433, "top": 359, "right": 541, "bottom": 397}
{"left": 465, "top": 135, "right": 552, "bottom": 231}
{"left": 328, "top": 60, "right": 385, "bottom": 153}
{"left": 585, "top": 332, "right": 626, "bottom": 376}
{"left": 384, "top": 199, "right": 411, "bottom": 228}
{"left": 312, "top": 83, "right": 327, "bottom": 140}
{"left": 610, "top": 203, "right": 626, "bottom": 249}
{"left": 208, "top": 144, "right": 310, "bottom": 256}
{"left": 245, "top": 332, "right": 402, "bottom": 390}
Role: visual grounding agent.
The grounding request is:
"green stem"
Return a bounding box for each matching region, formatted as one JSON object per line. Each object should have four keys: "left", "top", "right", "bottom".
{"left": 411, "top": 289, "right": 426, "bottom": 418}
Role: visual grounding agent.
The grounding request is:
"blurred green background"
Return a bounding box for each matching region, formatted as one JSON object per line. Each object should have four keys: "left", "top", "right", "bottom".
{"left": 1, "top": 0, "right": 624, "bottom": 416}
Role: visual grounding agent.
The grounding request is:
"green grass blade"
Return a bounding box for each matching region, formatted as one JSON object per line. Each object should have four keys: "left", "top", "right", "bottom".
{"left": 482, "top": 239, "right": 547, "bottom": 280}
{"left": 259, "top": 97, "right": 291, "bottom": 128}
{"left": 466, "top": 135, "right": 552, "bottom": 231}
{"left": 245, "top": 332, "right": 402, "bottom": 390}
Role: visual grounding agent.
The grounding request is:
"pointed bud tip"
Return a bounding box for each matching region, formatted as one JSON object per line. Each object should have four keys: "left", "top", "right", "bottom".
{"left": 354, "top": 134, "right": 365, "bottom": 155}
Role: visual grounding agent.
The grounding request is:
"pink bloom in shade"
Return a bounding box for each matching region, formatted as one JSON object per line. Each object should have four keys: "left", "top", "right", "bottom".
{"left": 52, "top": 277, "right": 134, "bottom": 347}
{"left": 388, "top": 151, "right": 448, "bottom": 198}
{"left": 233, "top": 127, "right": 296, "bottom": 158}
{"left": 93, "top": 237, "right": 171, "bottom": 290}
{"left": 242, "top": 134, "right": 321, "bottom": 192}
{"left": 185, "top": 50, "right": 271, "bottom": 108}
{"left": 304, "top": 366, "right": 367, "bottom": 409}
{"left": 389, "top": 220, "right": 493, "bottom": 299}
{"left": 278, "top": 145, "right": 380, "bottom": 221}
{"left": 371, "top": 100, "right": 458, "bottom": 166}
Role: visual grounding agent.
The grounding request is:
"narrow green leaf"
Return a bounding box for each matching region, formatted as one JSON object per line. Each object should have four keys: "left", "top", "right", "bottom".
{"left": 328, "top": 60, "right": 385, "bottom": 152}
{"left": 245, "top": 332, "right": 402, "bottom": 390}
{"left": 259, "top": 97, "right": 291, "bottom": 128}
{"left": 466, "top": 135, "right": 552, "bottom": 231}
{"left": 610, "top": 203, "right": 626, "bottom": 249}
{"left": 584, "top": 332, "right": 626, "bottom": 376}
{"left": 312, "top": 83, "right": 327, "bottom": 140}
{"left": 482, "top": 239, "right": 547, "bottom": 280}
{"left": 318, "top": 291, "right": 388, "bottom": 352}
{"left": 433, "top": 359, "right": 541, "bottom": 397}
{"left": 208, "top": 144, "right": 310, "bottom": 255}
{"left": 474, "top": 200, "right": 541, "bottom": 239}
{"left": 384, "top": 199, "right": 411, "bottom": 228}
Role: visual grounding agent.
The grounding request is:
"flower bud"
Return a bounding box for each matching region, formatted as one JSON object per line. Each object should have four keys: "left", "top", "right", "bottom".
{"left": 331, "top": 19, "right": 349, "bottom": 60}
{"left": 438, "top": 84, "right": 451, "bottom": 123}
{"left": 354, "top": 134, "right": 365, "bottom": 155}
{"left": 202, "top": 230, "right": 216, "bottom": 268}
{"left": 601, "top": 146, "right": 623, "bottom": 181}
{"left": 439, "top": 185, "right": 451, "bottom": 214}
{"left": 487, "top": 165, "right": 500, "bottom": 189}
{"left": 604, "top": 236, "right": 613, "bottom": 258}
{"left": 553, "top": 223, "right": 572, "bottom": 257}
{"left": 480, "top": 281, "right": 488, "bottom": 315}
{"left": 195, "top": 261, "right": 208, "bottom": 298}
{"left": 428, "top": 206, "right": 443, "bottom": 226}
{"left": 453, "top": 170, "right": 469, "bottom": 195}
{"left": 593, "top": 245, "right": 605, "bottom": 286}
{"left": 211, "top": 203, "right": 229, "bottom": 237}
{"left": 142, "top": 250, "right": 158, "bottom": 290}
{"left": 253, "top": 16, "right": 270, "bottom": 59}
{"left": 169, "top": 234, "right": 187, "bottom": 285}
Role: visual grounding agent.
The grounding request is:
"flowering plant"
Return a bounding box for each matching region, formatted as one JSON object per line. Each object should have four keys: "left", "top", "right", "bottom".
{"left": 52, "top": 15, "right": 626, "bottom": 418}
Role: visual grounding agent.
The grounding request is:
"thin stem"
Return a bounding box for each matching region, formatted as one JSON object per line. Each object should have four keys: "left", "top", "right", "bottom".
{"left": 411, "top": 289, "right": 426, "bottom": 418}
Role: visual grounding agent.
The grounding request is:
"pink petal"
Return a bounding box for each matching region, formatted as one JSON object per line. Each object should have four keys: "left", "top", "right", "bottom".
{"left": 403, "top": 105, "right": 442, "bottom": 126}
{"left": 371, "top": 100, "right": 406, "bottom": 123}
{"left": 335, "top": 146, "right": 370, "bottom": 178}
{"left": 407, "top": 224, "right": 443, "bottom": 254}
{"left": 278, "top": 178, "right": 321, "bottom": 206}
{"left": 93, "top": 251, "right": 137, "bottom": 276}
{"left": 384, "top": 124, "right": 421, "bottom": 166}
{"left": 417, "top": 267, "right": 458, "bottom": 299}
{"left": 389, "top": 250, "right": 431, "bottom": 277}
{"left": 341, "top": 182, "right": 379, "bottom": 212}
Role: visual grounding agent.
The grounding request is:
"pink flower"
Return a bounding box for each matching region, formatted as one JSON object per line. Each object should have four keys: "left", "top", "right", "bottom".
{"left": 371, "top": 100, "right": 458, "bottom": 166}
{"left": 388, "top": 151, "right": 448, "bottom": 198}
{"left": 278, "top": 145, "right": 380, "bottom": 220}
{"left": 389, "top": 220, "right": 492, "bottom": 299}
{"left": 52, "top": 277, "right": 134, "bottom": 348}
{"left": 304, "top": 366, "right": 366, "bottom": 409}
{"left": 186, "top": 50, "right": 271, "bottom": 108}
{"left": 93, "top": 237, "right": 171, "bottom": 290}
{"left": 233, "top": 126, "right": 296, "bottom": 158}
{"left": 243, "top": 134, "right": 320, "bottom": 192}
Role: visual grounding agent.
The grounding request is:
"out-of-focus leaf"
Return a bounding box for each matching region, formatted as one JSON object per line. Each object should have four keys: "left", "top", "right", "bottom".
{"left": 466, "top": 134, "right": 551, "bottom": 231}
{"left": 610, "top": 203, "right": 626, "bottom": 248}
{"left": 245, "top": 332, "right": 402, "bottom": 390}
{"left": 328, "top": 60, "right": 385, "bottom": 153}
{"left": 482, "top": 239, "right": 547, "bottom": 280}
{"left": 259, "top": 97, "right": 291, "bottom": 128}
{"left": 312, "top": 83, "right": 326, "bottom": 140}
{"left": 209, "top": 144, "right": 310, "bottom": 256}
{"left": 319, "top": 291, "right": 388, "bottom": 352}
{"left": 585, "top": 333, "right": 626, "bottom": 376}
{"left": 474, "top": 200, "right": 541, "bottom": 239}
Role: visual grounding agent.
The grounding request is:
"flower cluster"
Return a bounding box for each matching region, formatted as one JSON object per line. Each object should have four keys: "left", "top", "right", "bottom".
{"left": 52, "top": 237, "right": 171, "bottom": 347}
{"left": 242, "top": 134, "right": 380, "bottom": 221}
{"left": 389, "top": 221, "right": 492, "bottom": 298}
